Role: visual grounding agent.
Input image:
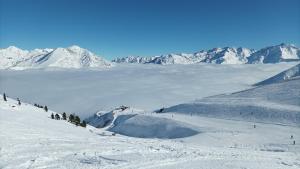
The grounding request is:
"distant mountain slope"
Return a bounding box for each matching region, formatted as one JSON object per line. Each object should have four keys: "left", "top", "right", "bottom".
{"left": 255, "top": 63, "right": 300, "bottom": 86}
{"left": 113, "top": 47, "right": 254, "bottom": 65}
{"left": 247, "top": 43, "right": 300, "bottom": 64}
{"left": 1, "top": 44, "right": 299, "bottom": 69}
{"left": 163, "top": 78, "right": 300, "bottom": 125}
{"left": 113, "top": 43, "right": 299, "bottom": 65}
{"left": 162, "top": 64, "right": 300, "bottom": 125}
{"left": 0, "top": 45, "right": 112, "bottom": 69}
{"left": 0, "top": 46, "right": 30, "bottom": 69}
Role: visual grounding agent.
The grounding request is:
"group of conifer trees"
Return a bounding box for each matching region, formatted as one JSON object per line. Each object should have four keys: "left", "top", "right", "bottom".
{"left": 51, "top": 112, "right": 86, "bottom": 127}
{"left": 34, "top": 103, "right": 48, "bottom": 112}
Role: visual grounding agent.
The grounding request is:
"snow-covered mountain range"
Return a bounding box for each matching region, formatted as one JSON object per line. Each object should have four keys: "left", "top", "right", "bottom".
{"left": 113, "top": 43, "right": 300, "bottom": 65}
{"left": 1, "top": 43, "right": 299, "bottom": 69}
{"left": 0, "top": 45, "right": 112, "bottom": 70}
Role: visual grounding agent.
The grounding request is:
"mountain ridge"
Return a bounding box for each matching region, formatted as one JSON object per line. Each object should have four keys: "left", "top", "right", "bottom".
{"left": 1, "top": 43, "right": 299, "bottom": 69}
{"left": 113, "top": 43, "right": 300, "bottom": 65}
{"left": 0, "top": 45, "right": 112, "bottom": 70}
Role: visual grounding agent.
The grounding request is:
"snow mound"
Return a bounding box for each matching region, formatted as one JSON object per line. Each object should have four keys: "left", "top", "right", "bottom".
{"left": 86, "top": 111, "right": 114, "bottom": 128}
{"left": 109, "top": 114, "right": 198, "bottom": 139}
{"left": 86, "top": 106, "right": 132, "bottom": 128}
{"left": 255, "top": 63, "right": 300, "bottom": 86}
{"left": 86, "top": 106, "right": 198, "bottom": 139}
{"left": 163, "top": 78, "right": 300, "bottom": 126}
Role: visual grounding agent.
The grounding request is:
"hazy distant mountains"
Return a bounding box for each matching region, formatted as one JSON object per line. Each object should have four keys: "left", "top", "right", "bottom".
{"left": 113, "top": 43, "right": 300, "bottom": 65}
{"left": 0, "top": 43, "right": 299, "bottom": 70}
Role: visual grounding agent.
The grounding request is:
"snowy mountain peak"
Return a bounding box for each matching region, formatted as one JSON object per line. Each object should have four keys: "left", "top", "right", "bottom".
{"left": 68, "top": 45, "right": 82, "bottom": 50}
{"left": 209, "top": 47, "right": 223, "bottom": 52}
{"left": 32, "top": 48, "right": 54, "bottom": 53}
{"left": 113, "top": 43, "right": 299, "bottom": 65}
{"left": 113, "top": 46, "right": 254, "bottom": 65}
{"left": 247, "top": 43, "right": 300, "bottom": 64}
{"left": 2, "top": 46, "right": 28, "bottom": 55}
{"left": 0, "top": 45, "right": 112, "bottom": 70}
{"left": 279, "top": 43, "right": 290, "bottom": 47}
{"left": 6, "top": 46, "right": 24, "bottom": 51}
{"left": 66, "top": 45, "right": 89, "bottom": 53}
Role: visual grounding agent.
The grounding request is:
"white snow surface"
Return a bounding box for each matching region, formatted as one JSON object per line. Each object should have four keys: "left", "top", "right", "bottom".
{"left": 255, "top": 63, "right": 300, "bottom": 86}
{"left": 0, "top": 63, "right": 298, "bottom": 118}
{"left": 0, "top": 46, "right": 112, "bottom": 69}
{"left": 1, "top": 97, "right": 300, "bottom": 169}
{"left": 0, "top": 46, "right": 31, "bottom": 69}
{"left": 86, "top": 107, "right": 198, "bottom": 139}
{"left": 163, "top": 75, "right": 300, "bottom": 125}
{"left": 109, "top": 114, "right": 198, "bottom": 138}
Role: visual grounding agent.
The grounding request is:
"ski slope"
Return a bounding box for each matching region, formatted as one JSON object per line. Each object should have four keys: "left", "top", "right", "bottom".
{"left": 1, "top": 97, "right": 300, "bottom": 169}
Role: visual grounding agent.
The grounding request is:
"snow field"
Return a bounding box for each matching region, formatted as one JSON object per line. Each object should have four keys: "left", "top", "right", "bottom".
{"left": 1, "top": 98, "right": 300, "bottom": 169}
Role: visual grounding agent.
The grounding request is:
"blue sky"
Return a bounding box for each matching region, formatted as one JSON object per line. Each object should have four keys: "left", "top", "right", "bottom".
{"left": 0, "top": 0, "right": 299, "bottom": 59}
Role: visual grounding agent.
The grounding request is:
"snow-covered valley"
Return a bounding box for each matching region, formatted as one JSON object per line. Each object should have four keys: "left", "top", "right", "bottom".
{"left": 0, "top": 62, "right": 300, "bottom": 169}
{"left": 1, "top": 0, "right": 299, "bottom": 167}
{"left": 0, "top": 63, "right": 297, "bottom": 118}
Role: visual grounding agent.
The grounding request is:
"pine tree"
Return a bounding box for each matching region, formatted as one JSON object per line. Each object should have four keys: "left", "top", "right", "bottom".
{"left": 17, "top": 98, "right": 21, "bottom": 106}
{"left": 62, "top": 112, "right": 67, "bottom": 120}
{"left": 75, "top": 116, "right": 80, "bottom": 126}
{"left": 55, "top": 114, "right": 60, "bottom": 120}
{"left": 81, "top": 120, "right": 87, "bottom": 127}
{"left": 51, "top": 113, "right": 54, "bottom": 119}
{"left": 69, "top": 114, "right": 74, "bottom": 123}
{"left": 44, "top": 106, "right": 48, "bottom": 112}
{"left": 3, "top": 93, "right": 7, "bottom": 101}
